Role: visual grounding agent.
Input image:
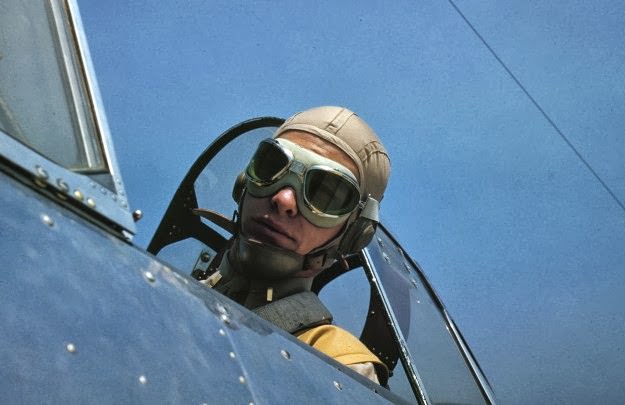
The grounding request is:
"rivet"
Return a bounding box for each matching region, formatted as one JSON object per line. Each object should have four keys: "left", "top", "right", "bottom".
{"left": 73, "top": 189, "right": 84, "bottom": 201}
{"left": 280, "top": 350, "right": 291, "bottom": 360}
{"left": 229, "top": 352, "right": 236, "bottom": 359}
{"left": 219, "top": 329, "right": 225, "bottom": 336}
{"left": 376, "top": 237, "right": 383, "bottom": 246}
{"left": 56, "top": 179, "right": 69, "bottom": 193}
{"left": 121, "top": 202, "right": 128, "bottom": 208}
{"left": 333, "top": 381, "right": 342, "bottom": 391}
{"left": 41, "top": 214, "right": 54, "bottom": 227}
{"left": 144, "top": 271, "right": 155, "bottom": 282}
{"left": 35, "top": 165, "right": 49, "bottom": 180}
{"left": 100, "top": 187, "right": 107, "bottom": 195}
{"left": 411, "top": 279, "right": 418, "bottom": 288}
{"left": 66, "top": 343, "right": 77, "bottom": 353}
{"left": 238, "top": 376, "right": 246, "bottom": 384}
{"left": 139, "top": 375, "right": 148, "bottom": 385}
{"left": 382, "top": 253, "right": 390, "bottom": 263}
{"left": 133, "top": 210, "right": 143, "bottom": 222}
{"left": 416, "top": 300, "right": 421, "bottom": 304}
{"left": 89, "top": 181, "right": 97, "bottom": 189}
{"left": 216, "top": 304, "right": 230, "bottom": 320}
{"left": 86, "top": 197, "right": 96, "bottom": 208}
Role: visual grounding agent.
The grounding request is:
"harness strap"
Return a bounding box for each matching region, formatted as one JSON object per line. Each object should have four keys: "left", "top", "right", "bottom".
{"left": 253, "top": 291, "right": 333, "bottom": 334}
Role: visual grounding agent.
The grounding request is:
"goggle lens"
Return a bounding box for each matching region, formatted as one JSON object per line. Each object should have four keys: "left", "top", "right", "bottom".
{"left": 247, "top": 140, "right": 290, "bottom": 183}
{"left": 305, "top": 168, "right": 360, "bottom": 216}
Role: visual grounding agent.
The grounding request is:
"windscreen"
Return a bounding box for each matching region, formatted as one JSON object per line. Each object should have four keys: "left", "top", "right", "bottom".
{"left": 0, "top": 0, "right": 105, "bottom": 172}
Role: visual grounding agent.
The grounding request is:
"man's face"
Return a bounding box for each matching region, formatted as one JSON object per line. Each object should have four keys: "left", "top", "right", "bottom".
{"left": 240, "top": 130, "right": 359, "bottom": 256}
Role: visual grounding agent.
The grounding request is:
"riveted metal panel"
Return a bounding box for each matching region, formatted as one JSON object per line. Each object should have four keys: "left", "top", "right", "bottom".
{"left": 0, "top": 174, "right": 250, "bottom": 403}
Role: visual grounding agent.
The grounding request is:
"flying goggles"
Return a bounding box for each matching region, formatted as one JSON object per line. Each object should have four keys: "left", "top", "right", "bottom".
{"left": 245, "top": 138, "right": 361, "bottom": 228}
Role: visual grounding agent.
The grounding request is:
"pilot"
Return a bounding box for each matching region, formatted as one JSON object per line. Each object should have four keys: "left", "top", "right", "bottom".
{"left": 200, "top": 106, "right": 390, "bottom": 384}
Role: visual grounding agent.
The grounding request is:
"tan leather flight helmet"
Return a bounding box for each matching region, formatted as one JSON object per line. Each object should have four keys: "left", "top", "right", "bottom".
{"left": 232, "top": 106, "right": 391, "bottom": 278}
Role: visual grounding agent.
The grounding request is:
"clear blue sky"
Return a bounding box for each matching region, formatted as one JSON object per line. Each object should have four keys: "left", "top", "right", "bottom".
{"left": 80, "top": 1, "right": 625, "bottom": 403}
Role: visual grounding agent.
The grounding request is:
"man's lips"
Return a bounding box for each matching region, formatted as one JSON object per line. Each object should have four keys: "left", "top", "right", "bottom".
{"left": 248, "top": 217, "right": 297, "bottom": 248}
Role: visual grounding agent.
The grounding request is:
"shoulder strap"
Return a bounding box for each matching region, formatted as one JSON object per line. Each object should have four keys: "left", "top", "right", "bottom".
{"left": 253, "top": 291, "right": 333, "bottom": 334}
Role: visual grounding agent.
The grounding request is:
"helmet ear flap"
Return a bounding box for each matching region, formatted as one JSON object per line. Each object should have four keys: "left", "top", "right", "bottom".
{"left": 337, "top": 196, "right": 380, "bottom": 255}
{"left": 232, "top": 172, "right": 247, "bottom": 203}
{"left": 338, "top": 217, "right": 378, "bottom": 255}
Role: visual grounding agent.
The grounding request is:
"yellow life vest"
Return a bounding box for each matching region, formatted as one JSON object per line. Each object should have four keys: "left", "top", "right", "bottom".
{"left": 296, "top": 324, "right": 389, "bottom": 384}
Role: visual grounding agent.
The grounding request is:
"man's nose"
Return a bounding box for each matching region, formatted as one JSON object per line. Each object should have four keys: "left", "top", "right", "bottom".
{"left": 271, "top": 187, "right": 299, "bottom": 217}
